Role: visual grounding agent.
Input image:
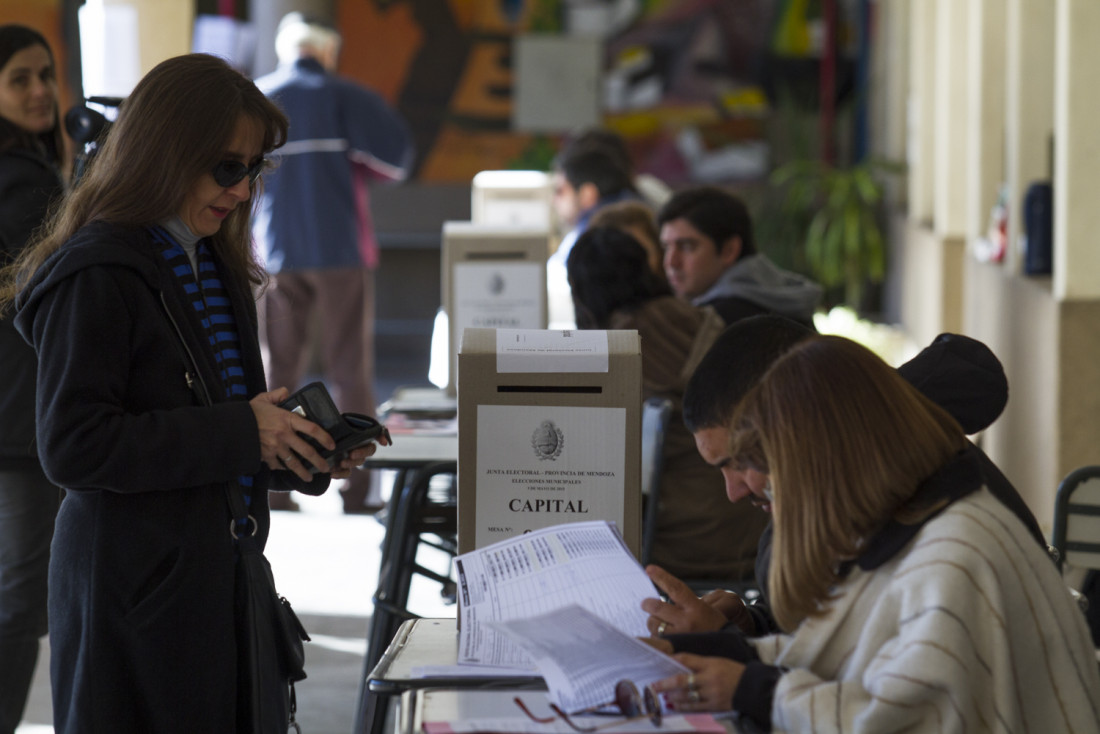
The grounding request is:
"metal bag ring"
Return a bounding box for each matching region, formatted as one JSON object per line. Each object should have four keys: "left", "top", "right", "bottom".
{"left": 229, "top": 514, "right": 258, "bottom": 539}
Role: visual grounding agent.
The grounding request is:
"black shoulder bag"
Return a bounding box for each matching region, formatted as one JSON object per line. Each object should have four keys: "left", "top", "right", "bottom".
{"left": 226, "top": 485, "right": 310, "bottom": 734}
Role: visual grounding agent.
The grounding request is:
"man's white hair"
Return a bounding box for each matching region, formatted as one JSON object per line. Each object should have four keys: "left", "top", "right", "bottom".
{"left": 275, "top": 12, "right": 341, "bottom": 65}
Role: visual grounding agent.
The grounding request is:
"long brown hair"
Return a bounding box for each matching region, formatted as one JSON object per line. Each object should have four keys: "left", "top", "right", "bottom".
{"left": 728, "top": 335, "right": 966, "bottom": 631}
{"left": 0, "top": 53, "right": 287, "bottom": 309}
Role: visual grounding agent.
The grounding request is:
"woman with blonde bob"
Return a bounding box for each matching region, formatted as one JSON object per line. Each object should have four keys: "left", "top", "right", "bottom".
{"left": 0, "top": 54, "right": 386, "bottom": 732}
{"left": 652, "top": 335, "right": 1100, "bottom": 732}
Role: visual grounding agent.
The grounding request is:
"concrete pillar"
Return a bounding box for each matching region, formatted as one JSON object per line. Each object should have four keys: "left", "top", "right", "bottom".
{"left": 1004, "top": 0, "right": 1055, "bottom": 274}
{"left": 1053, "top": 0, "right": 1100, "bottom": 299}
{"left": 870, "top": 0, "right": 908, "bottom": 162}
{"left": 78, "top": 0, "right": 192, "bottom": 97}
{"left": 932, "top": 0, "right": 969, "bottom": 239}
{"left": 965, "top": 0, "right": 1006, "bottom": 245}
{"left": 870, "top": 0, "right": 909, "bottom": 208}
{"left": 906, "top": 0, "right": 935, "bottom": 224}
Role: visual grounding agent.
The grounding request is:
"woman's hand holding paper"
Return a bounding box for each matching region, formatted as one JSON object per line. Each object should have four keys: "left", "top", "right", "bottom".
{"left": 651, "top": 654, "right": 743, "bottom": 712}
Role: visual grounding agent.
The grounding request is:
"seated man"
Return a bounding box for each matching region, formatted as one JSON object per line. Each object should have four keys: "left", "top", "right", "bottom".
{"left": 658, "top": 187, "right": 822, "bottom": 329}
{"left": 642, "top": 315, "right": 1049, "bottom": 639}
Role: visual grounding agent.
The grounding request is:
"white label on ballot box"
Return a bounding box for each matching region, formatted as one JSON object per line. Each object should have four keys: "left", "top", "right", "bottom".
{"left": 496, "top": 329, "right": 609, "bottom": 373}
{"left": 475, "top": 404, "right": 625, "bottom": 549}
{"left": 454, "top": 262, "right": 544, "bottom": 332}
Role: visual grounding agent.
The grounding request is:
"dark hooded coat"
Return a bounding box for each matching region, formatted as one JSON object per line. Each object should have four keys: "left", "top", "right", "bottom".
{"left": 14, "top": 221, "right": 324, "bottom": 733}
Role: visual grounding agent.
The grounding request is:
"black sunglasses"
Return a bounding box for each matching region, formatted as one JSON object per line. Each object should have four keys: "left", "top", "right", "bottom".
{"left": 515, "top": 680, "right": 662, "bottom": 732}
{"left": 212, "top": 158, "right": 266, "bottom": 188}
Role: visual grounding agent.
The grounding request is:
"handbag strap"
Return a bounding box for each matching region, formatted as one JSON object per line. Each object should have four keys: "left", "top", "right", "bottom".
{"left": 224, "top": 482, "right": 255, "bottom": 540}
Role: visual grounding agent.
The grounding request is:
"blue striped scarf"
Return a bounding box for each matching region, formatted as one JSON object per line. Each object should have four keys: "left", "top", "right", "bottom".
{"left": 149, "top": 225, "right": 256, "bottom": 512}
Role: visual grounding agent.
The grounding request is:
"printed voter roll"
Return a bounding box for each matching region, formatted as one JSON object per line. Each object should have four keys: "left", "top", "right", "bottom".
{"left": 489, "top": 604, "right": 690, "bottom": 714}
{"left": 455, "top": 521, "right": 655, "bottom": 668}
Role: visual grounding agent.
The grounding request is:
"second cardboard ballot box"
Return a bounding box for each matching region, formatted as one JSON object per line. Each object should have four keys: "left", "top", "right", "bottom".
{"left": 441, "top": 222, "right": 551, "bottom": 394}
{"left": 457, "top": 328, "right": 643, "bottom": 557}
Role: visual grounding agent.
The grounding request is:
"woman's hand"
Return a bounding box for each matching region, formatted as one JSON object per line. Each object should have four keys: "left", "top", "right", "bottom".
{"left": 250, "top": 388, "right": 335, "bottom": 481}
{"left": 643, "top": 565, "right": 749, "bottom": 635}
{"left": 329, "top": 430, "right": 392, "bottom": 480}
{"left": 651, "top": 653, "right": 744, "bottom": 712}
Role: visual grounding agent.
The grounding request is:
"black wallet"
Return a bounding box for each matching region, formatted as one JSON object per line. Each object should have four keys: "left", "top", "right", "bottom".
{"left": 278, "top": 382, "right": 390, "bottom": 473}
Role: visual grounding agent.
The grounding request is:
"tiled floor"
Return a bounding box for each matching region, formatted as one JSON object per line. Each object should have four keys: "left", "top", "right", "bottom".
{"left": 17, "top": 471, "right": 458, "bottom": 734}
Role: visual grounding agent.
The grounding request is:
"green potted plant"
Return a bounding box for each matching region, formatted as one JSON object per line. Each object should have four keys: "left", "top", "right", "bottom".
{"left": 769, "top": 157, "right": 903, "bottom": 311}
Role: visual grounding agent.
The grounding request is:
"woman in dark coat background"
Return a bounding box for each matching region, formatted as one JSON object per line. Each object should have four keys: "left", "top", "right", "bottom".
{"left": 0, "top": 24, "right": 66, "bottom": 734}
{"left": 0, "top": 53, "right": 382, "bottom": 733}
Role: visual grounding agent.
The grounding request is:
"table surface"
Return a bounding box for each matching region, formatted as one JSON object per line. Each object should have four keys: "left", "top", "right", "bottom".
{"left": 398, "top": 688, "right": 539, "bottom": 734}
{"left": 399, "top": 688, "right": 756, "bottom": 734}
{"left": 368, "top": 618, "right": 544, "bottom": 695}
{"left": 363, "top": 432, "right": 458, "bottom": 468}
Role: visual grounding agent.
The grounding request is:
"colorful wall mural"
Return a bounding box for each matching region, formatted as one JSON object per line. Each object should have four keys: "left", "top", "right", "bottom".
{"left": 333, "top": 0, "right": 849, "bottom": 184}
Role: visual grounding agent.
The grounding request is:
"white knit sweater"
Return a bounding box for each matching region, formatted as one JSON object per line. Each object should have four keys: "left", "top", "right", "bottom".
{"left": 752, "top": 488, "right": 1100, "bottom": 733}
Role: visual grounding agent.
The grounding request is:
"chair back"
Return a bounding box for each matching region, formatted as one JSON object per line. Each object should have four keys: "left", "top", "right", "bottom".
{"left": 1052, "top": 465, "right": 1100, "bottom": 572}
{"left": 640, "top": 397, "right": 672, "bottom": 565}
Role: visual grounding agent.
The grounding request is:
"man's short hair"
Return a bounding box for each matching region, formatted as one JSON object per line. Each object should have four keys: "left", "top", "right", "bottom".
{"left": 565, "top": 128, "right": 634, "bottom": 178}
{"left": 683, "top": 314, "right": 813, "bottom": 432}
{"left": 553, "top": 143, "right": 634, "bottom": 200}
{"left": 656, "top": 185, "right": 756, "bottom": 257}
{"left": 275, "top": 12, "right": 341, "bottom": 65}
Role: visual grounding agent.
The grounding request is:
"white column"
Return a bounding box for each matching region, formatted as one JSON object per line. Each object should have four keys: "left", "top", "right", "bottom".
{"left": 906, "top": 0, "right": 935, "bottom": 224}
{"left": 931, "top": 0, "right": 969, "bottom": 239}
{"left": 1004, "top": 0, "right": 1055, "bottom": 274}
{"left": 79, "top": 0, "right": 193, "bottom": 97}
{"left": 1053, "top": 0, "right": 1100, "bottom": 299}
{"left": 965, "top": 0, "right": 1007, "bottom": 244}
{"left": 869, "top": 0, "right": 910, "bottom": 213}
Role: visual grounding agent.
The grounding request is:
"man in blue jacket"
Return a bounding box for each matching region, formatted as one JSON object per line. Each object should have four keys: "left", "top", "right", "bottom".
{"left": 253, "top": 13, "right": 413, "bottom": 513}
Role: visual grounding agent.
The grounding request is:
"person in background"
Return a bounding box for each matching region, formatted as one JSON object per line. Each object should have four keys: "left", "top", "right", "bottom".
{"left": 658, "top": 186, "right": 822, "bottom": 329}
{"left": 0, "top": 24, "right": 66, "bottom": 734}
{"left": 567, "top": 226, "right": 767, "bottom": 581}
{"left": 564, "top": 126, "right": 671, "bottom": 210}
{"left": 649, "top": 336, "right": 1100, "bottom": 731}
{"left": 253, "top": 12, "right": 413, "bottom": 513}
{"left": 588, "top": 199, "right": 666, "bottom": 282}
{"left": 0, "top": 53, "right": 386, "bottom": 733}
{"left": 547, "top": 133, "right": 640, "bottom": 328}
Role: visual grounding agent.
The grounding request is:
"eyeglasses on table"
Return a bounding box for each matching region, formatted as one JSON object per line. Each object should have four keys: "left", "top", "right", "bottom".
{"left": 514, "top": 679, "right": 662, "bottom": 732}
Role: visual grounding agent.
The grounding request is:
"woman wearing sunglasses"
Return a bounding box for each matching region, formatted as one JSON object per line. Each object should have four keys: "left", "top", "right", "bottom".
{"left": 0, "top": 54, "right": 383, "bottom": 733}
{"left": 0, "top": 24, "right": 67, "bottom": 734}
{"left": 649, "top": 336, "right": 1100, "bottom": 732}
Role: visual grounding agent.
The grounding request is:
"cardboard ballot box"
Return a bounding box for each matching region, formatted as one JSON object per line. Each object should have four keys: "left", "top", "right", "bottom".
{"left": 471, "top": 170, "right": 552, "bottom": 229}
{"left": 457, "top": 328, "right": 643, "bottom": 557}
{"left": 442, "top": 222, "right": 551, "bottom": 393}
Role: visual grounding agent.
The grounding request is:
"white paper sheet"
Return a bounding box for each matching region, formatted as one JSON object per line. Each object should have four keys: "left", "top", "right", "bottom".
{"left": 489, "top": 605, "right": 690, "bottom": 713}
{"left": 455, "top": 521, "right": 655, "bottom": 669}
{"left": 496, "top": 329, "right": 609, "bottom": 373}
